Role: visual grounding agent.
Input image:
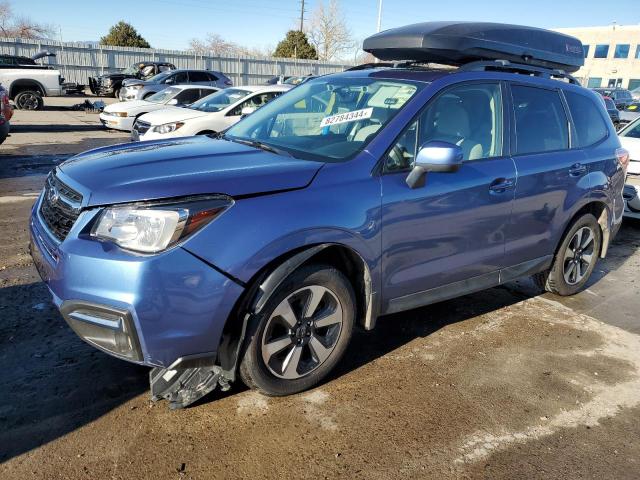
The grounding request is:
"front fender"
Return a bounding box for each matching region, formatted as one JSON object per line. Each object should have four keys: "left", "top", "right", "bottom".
{"left": 180, "top": 166, "right": 382, "bottom": 288}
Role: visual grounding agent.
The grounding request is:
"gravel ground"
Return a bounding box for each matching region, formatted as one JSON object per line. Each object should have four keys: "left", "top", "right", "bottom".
{"left": 1, "top": 104, "right": 639, "bottom": 479}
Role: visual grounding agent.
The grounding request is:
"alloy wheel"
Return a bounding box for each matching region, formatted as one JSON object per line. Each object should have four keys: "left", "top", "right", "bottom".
{"left": 18, "top": 93, "right": 39, "bottom": 110}
{"left": 261, "top": 285, "right": 343, "bottom": 380}
{"left": 563, "top": 226, "right": 596, "bottom": 285}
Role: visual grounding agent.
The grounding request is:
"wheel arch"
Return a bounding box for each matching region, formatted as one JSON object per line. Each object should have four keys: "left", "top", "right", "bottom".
{"left": 215, "top": 242, "right": 377, "bottom": 376}
{"left": 9, "top": 79, "right": 46, "bottom": 99}
{"left": 559, "top": 200, "right": 611, "bottom": 259}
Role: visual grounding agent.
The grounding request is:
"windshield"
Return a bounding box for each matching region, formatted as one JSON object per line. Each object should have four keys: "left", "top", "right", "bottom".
{"left": 147, "top": 71, "right": 172, "bottom": 83}
{"left": 190, "top": 88, "right": 252, "bottom": 112}
{"left": 225, "top": 77, "right": 422, "bottom": 162}
{"left": 284, "top": 76, "right": 312, "bottom": 85}
{"left": 122, "top": 65, "right": 139, "bottom": 75}
{"left": 620, "top": 118, "right": 640, "bottom": 139}
{"left": 146, "top": 87, "right": 180, "bottom": 104}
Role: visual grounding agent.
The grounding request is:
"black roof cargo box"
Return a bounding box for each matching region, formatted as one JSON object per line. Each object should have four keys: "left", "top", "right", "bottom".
{"left": 363, "top": 21, "right": 584, "bottom": 73}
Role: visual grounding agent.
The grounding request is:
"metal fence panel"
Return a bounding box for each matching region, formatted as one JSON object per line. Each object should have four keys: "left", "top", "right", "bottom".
{"left": 0, "top": 37, "right": 352, "bottom": 86}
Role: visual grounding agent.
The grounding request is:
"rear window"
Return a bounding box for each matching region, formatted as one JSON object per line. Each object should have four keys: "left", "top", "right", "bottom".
{"left": 511, "top": 85, "right": 569, "bottom": 155}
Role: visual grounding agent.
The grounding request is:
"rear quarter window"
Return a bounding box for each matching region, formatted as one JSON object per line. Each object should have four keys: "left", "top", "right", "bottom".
{"left": 564, "top": 91, "right": 609, "bottom": 147}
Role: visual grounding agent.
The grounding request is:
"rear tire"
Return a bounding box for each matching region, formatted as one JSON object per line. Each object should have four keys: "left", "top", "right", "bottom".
{"left": 239, "top": 264, "right": 355, "bottom": 396}
{"left": 534, "top": 213, "right": 602, "bottom": 296}
{"left": 14, "top": 90, "right": 44, "bottom": 110}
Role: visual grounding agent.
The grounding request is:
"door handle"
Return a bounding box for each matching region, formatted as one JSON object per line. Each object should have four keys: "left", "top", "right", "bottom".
{"left": 489, "top": 178, "right": 514, "bottom": 193}
{"left": 569, "top": 163, "right": 587, "bottom": 177}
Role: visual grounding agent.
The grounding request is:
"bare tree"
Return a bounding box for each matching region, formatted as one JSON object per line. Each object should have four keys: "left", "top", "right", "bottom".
{"left": 190, "top": 33, "right": 271, "bottom": 58}
{"left": 307, "top": 0, "right": 354, "bottom": 61}
{"left": 0, "top": 1, "right": 53, "bottom": 38}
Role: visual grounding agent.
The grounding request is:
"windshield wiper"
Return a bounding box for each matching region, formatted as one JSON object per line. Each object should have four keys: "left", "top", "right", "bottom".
{"left": 225, "top": 136, "right": 292, "bottom": 157}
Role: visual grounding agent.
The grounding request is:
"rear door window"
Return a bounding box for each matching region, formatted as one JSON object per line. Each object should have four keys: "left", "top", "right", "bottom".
{"left": 189, "top": 71, "right": 210, "bottom": 82}
{"left": 564, "top": 91, "right": 609, "bottom": 147}
{"left": 511, "top": 85, "right": 569, "bottom": 155}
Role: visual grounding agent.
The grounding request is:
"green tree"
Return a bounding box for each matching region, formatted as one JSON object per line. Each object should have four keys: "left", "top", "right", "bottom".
{"left": 274, "top": 30, "right": 317, "bottom": 60}
{"left": 100, "top": 21, "right": 150, "bottom": 48}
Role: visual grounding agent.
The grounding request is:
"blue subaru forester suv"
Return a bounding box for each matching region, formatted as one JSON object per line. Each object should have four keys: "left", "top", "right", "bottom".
{"left": 30, "top": 22, "right": 628, "bottom": 408}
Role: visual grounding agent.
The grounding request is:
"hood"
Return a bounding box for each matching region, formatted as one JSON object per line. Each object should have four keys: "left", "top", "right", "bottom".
{"left": 100, "top": 73, "right": 134, "bottom": 81}
{"left": 104, "top": 99, "right": 150, "bottom": 113}
{"left": 58, "top": 136, "right": 323, "bottom": 206}
{"left": 139, "top": 106, "right": 208, "bottom": 125}
{"left": 122, "top": 78, "right": 154, "bottom": 87}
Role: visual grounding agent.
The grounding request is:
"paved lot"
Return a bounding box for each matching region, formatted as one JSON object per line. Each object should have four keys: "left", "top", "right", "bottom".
{"left": 2, "top": 95, "right": 129, "bottom": 156}
{"left": 1, "top": 104, "right": 639, "bottom": 479}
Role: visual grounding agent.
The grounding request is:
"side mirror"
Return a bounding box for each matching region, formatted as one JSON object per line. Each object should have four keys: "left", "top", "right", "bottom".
{"left": 405, "top": 141, "right": 463, "bottom": 189}
{"left": 167, "top": 98, "right": 178, "bottom": 105}
{"left": 241, "top": 106, "right": 256, "bottom": 117}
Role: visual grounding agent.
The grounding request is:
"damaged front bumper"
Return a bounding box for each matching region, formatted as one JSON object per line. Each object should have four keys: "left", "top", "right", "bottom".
{"left": 29, "top": 200, "right": 246, "bottom": 408}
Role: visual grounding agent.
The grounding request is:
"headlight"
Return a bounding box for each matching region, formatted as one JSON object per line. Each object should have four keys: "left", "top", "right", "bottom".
{"left": 129, "top": 85, "right": 143, "bottom": 90}
{"left": 153, "top": 122, "right": 184, "bottom": 134}
{"left": 90, "top": 196, "right": 233, "bottom": 253}
{"left": 111, "top": 111, "right": 128, "bottom": 117}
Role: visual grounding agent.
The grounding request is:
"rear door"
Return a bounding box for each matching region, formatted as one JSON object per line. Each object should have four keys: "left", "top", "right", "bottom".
{"left": 380, "top": 81, "right": 517, "bottom": 312}
{"left": 504, "top": 83, "right": 588, "bottom": 269}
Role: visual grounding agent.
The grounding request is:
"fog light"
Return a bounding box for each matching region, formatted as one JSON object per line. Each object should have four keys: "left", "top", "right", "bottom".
{"left": 60, "top": 301, "right": 142, "bottom": 361}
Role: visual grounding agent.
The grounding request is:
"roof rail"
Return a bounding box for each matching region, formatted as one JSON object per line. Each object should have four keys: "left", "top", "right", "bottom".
{"left": 345, "top": 61, "right": 415, "bottom": 71}
{"left": 458, "top": 59, "right": 580, "bottom": 85}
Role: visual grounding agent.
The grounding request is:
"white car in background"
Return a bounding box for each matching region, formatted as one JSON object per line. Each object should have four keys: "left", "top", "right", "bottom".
{"left": 99, "top": 85, "right": 219, "bottom": 131}
{"left": 619, "top": 117, "right": 640, "bottom": 219}
{"left": 132, "top": 84, "right": 292, "bottom": 141}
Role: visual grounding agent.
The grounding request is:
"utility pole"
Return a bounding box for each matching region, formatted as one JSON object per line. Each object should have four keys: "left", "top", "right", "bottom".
{"left": 376, "top": 0, "right": 383, "bottom": 32}
{"left": 299, "top": 0, "right": 306, "bottom": 32}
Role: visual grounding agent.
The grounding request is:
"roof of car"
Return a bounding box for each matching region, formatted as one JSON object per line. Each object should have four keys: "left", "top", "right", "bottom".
{"left": 170, "top": 84, "right": 219, "bottom": 90}
{"left": 232, "top": 84, "right": 293, "bottom": 92}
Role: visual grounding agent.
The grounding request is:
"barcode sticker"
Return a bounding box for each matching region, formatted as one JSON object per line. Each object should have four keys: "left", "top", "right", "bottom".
{"left": 320, "top": 107, "right": 373, "bottom": 128}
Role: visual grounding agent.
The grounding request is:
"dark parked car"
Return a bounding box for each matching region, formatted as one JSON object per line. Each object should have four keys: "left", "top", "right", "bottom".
{"left": 593, "top": 87, "right": 634, "bottom": 109}
{"left": 29, "top": 22, "right": 627, "bottom": 409}
{"left": 88, "top": 61, "right": 176, "bottom": 98}
{"left": 120, "top": 69, "right": 232, "bottom": 101}
{"left": 603, "top": 96, "right": 620, "bottom": 128}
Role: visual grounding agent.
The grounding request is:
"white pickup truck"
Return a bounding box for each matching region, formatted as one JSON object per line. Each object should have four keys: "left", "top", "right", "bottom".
{"left": 0, "top": 53, "right": 64, "bottom": 110}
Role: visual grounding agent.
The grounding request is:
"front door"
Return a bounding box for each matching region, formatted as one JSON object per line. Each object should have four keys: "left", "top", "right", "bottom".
{"left": 380, "top": 82, "right": 516, "bottom": 313}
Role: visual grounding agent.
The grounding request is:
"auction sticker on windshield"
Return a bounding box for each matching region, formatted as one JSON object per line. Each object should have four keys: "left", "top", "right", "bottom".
{"left": 320, "top": 107, "right": 373, "bottom": 128}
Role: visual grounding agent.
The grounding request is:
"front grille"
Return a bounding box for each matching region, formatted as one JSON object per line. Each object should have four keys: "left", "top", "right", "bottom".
{"left": 133, "top": 120, "right": 151, "bottom": 135}
{"left": 39, "top": 173, "right": 83, "bottom": 241}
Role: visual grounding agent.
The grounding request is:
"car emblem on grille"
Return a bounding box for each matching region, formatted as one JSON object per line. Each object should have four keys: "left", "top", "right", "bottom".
{"left": 47, "top": 183, "right": 60, "bottom": 205}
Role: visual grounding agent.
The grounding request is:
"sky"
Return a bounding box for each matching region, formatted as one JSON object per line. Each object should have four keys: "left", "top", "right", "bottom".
{"left": 13, "top": 0, "right": 640, "bottom": 56}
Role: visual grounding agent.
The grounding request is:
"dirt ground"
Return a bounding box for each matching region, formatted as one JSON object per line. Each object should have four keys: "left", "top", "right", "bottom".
{"left": 1, "top": 100, "right": 640, "bottom": 479}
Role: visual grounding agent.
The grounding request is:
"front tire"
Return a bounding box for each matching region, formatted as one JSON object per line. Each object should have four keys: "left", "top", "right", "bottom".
{"left": 239, "top": 264, "right": 355, "bottom": 396}
{"left": 14, "top": 90, "right": 44, "bottom": 110}
{"left": 534, "top": 213, "right": 602, "bottom": 296}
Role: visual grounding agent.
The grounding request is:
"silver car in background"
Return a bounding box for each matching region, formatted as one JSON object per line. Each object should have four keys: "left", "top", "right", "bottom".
{"left": 120, "top": 69, "right": 232, "bottom": 101}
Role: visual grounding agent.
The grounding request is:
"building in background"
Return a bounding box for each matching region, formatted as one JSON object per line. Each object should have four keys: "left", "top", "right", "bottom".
{"left": 555, "top": 25, "right": 640, "bottom": 90}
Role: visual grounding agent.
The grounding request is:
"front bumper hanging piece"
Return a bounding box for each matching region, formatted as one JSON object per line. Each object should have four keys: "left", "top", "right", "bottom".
{"left": 150, "top": 364, "right": 231, "bottom": 410}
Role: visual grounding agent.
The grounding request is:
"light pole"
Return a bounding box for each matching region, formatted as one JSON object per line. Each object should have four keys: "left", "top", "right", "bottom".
{"left": 377, "top": 0, "right": 383, "bottom": 32}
